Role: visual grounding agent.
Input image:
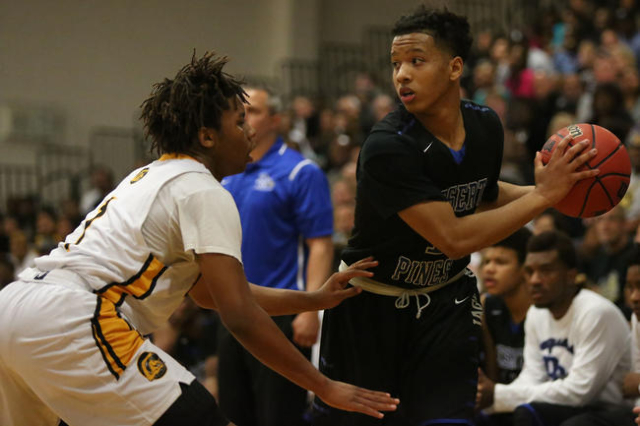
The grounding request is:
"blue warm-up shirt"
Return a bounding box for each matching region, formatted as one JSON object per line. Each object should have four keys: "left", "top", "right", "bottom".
{"left": 222, "top": 138, "right": 333, "bottom": 290}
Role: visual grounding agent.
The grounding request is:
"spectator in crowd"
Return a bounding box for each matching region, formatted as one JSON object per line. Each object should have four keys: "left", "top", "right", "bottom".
{"left": 79, "top": 165, "right": 114, "bottom": 215}
{"left": 218, "top": 86, "right": 334, "bottom": 426}
{"left": 532, "top": 209, "right": 569, "bottom": 236}
{"left": 590, "top": 82, "right": 634, "bottom": 142}
{"left": 0, "top": 254, "right": 14, "bottom": 290}
{"left": 33, "top": 206, "right": 60, "bottom": 256}
{"left": 579, "top": 205, "right": 635, "bottom": 314}
{"left": 625, "top": 126, "right": 640, "bottom": 228}
{"left": 623, "top": 246, "right": 640, "bottom": 403}
{"left": 8, "top": 230, "right": 37, "bottom": 278}
{"left": 370, "top": 94, "right": 395, "bottom": 123}
{"left": 477, "top": 228, "right": 533, "bottom": 426}
{"left": 477, "top": 230, "right": 633, "bottom": 425}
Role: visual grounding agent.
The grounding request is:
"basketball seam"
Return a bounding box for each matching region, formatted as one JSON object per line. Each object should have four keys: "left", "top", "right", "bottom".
{"left": 593, "top": 144, "right": 623, "bottom": 169}
{"left": 595, "top": 178, "right": 615, "bottom": 209}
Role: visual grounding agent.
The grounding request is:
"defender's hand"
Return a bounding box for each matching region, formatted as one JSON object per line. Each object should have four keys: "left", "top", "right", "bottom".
{"left": 311, "top": 257, "right": 378, "bottom": 311}
{"left": 534, "top": 135, "right": 599, "bottom": 206}
{"left": 316, "top": 379, "right": 399, "bottom": 419}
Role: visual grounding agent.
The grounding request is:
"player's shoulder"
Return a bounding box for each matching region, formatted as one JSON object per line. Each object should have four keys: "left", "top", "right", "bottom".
{"left": 369, "top": 105, "right": 408, "bottom": 135}
{"left": 278, "top": 146, "right": 325, "bottom": 181}
{"left": 573, "top": 289, "right": 622, "bottom": 317}
{"left": 169, "top": 170, "right": 229, "bottom": 200}
{"left": 363, "top": 106, "right": 424, "bottom": 157}
{"left": 461, "top": 99, "right": 501, "bottom": 127}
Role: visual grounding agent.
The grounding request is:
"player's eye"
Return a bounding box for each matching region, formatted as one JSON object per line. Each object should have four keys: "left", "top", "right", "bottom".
{"left": 412, "top": 57, "right": 425, "bottom": 65}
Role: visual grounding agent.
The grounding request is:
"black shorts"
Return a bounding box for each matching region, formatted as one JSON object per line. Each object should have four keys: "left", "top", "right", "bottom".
{"left": 155, "top": 380, "right": 228, "bottom": 426}
{"left": 311, "top": 274, "right": 482, "bottom": 426}
{"left": 217, "top": 315, "right": 311, "bottom": 426}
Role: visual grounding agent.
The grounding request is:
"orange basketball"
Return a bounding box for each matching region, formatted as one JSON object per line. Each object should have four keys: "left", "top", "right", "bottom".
{"left": 540, "top": 123, "right": 631, "bottom": 218}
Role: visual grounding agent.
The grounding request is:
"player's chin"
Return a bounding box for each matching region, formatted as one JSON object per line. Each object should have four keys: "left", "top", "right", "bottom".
{"left": 633, "top": 307, "right": 640, "bottom": 319}
{"left": 402, "top": 102, "right": 420, "bottom": 114}
{"left": 483, "top": 285, "right": 500, "bottom": 295}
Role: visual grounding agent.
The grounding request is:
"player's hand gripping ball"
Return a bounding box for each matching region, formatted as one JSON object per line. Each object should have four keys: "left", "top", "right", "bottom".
{"left": 540, "top": 124, "right": 631, "bottom": 218}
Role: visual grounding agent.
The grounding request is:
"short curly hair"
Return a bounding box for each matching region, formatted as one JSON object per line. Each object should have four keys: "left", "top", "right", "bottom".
{"left": 392, "top": 6, "right": 473, "bottom": 62}
{"left": 140, "top": 51, "right": 247, "bottom": 156}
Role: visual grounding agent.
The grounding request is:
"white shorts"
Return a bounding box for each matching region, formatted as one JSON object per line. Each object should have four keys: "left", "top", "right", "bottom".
{"left": 0, "top": 272, "right": 195, "bottom": 426}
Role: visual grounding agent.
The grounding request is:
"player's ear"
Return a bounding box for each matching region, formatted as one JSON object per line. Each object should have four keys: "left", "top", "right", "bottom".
{"left": 198, "top": 127, "right": 217, "bottom": 149}
{"left": 450, "top": 56, "right": 464, "bottom": 81}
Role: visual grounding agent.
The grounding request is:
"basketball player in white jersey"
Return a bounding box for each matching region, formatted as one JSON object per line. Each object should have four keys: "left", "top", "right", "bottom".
{"left": 0, "top": 52, "right": 398, "bottom": 426}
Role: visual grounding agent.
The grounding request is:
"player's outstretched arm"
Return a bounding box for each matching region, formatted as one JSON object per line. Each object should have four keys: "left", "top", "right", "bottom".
{"left": 194, "top": 253, "right": 398, "bottom": 418}
{"left": 399, "top": 135, "right": 599, "bottom": 259}
{"left": 190, "top": 257, "right": 376, "bottom": 315}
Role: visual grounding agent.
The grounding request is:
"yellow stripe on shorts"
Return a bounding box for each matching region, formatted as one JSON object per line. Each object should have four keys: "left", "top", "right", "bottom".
{"left": 91, "top": 297, "right": 144, "bottom": 380}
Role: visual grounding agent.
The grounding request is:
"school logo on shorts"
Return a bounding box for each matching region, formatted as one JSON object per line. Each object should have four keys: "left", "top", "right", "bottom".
{"left": 137, "top": 351, "right": 167, "bottom": 381}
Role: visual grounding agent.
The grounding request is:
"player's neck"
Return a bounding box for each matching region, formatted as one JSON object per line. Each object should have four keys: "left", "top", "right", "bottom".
{"left": 549, "top": 289, "right": 579, "bottom": 320}
{"left": 414, "top": 95, "right": 465, "bottom": 150}
{"left": 503, "top": 283, "right": 530, "bottom": 324}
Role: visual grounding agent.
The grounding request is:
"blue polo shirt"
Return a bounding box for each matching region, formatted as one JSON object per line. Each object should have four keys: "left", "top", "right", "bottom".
{"left": 222, "top": 138, "right": 333, "bottom": 290}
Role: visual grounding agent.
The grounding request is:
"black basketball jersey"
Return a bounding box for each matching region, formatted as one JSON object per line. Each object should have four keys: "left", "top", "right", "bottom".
{"left": 484, "top": 295, "right": 525, "bottom": 384}
{"left": 342, "top": 100, "right": 503, "bottom": 291}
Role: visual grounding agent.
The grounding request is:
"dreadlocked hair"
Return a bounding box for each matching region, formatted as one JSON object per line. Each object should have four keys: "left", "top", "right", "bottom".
{"left": 392, "top": 5, "right": 473, "bottom": 62}
{"left": 140, "top": 51, "right": 247, "bottom": 156}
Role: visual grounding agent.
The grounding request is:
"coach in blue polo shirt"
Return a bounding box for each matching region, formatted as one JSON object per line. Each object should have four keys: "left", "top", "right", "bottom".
{"left": 218, "top": 86, "right": 334, "bottom": 426}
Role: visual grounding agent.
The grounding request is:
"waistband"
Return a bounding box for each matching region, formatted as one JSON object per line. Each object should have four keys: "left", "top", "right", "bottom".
{"left": 339, "top": 260, "right": 468, "bottom": 297}
{"left": 18, "top": 267, "right": 93, "bottom": 292}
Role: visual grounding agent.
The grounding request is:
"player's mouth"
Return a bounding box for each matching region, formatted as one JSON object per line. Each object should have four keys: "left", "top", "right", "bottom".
{"left": 399, "top": 87, "right": 416, "bottom": 103}
{"left": 483, "top": 278, "right": 497, "bottom": 289}
{"left": 530, "top": 289, "right": 545, "bottom": 302}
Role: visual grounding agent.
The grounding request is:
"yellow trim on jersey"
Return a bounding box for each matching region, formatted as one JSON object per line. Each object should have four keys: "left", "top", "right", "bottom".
{"left": 91, "top": 297, "right": 144, "bottom": 380}
{"left": 74, "top": 197, "right": 116, "bottom": 246}
{"left": 158, "top": 153, "right": 197, "bottom": 162}
{"left": 99, "top": 254, "right": 168, "bottom": 305}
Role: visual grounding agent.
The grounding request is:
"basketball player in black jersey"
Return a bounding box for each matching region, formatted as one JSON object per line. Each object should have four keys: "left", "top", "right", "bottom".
{"left": 477, "top": 228, "right": 532, "bottom": 426}
{"left": 311, "top": 6, "right": 599, "bottom": 426}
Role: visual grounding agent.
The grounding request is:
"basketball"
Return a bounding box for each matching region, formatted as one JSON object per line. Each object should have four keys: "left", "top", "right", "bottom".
{"left": 540, "top": 123, "right": 631, "bottom": 218}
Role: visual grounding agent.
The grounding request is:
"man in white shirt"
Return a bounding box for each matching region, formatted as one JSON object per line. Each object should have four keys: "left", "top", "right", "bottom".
{"left": 477, "top": 230, "right": 633, "bottom": 425}
{"left": 624, "top": 247, "right": 640, "bottom": 425}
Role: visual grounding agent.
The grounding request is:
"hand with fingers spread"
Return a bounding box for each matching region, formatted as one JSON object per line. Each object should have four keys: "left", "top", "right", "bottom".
{"left": 316, "top": 379, "right": 400, "bottom": 419}
{"left": 534, "top": 135, "right": 600, "bottom": 206}
{"left": 310, "top": 257, "right": 378, "bottom": 311}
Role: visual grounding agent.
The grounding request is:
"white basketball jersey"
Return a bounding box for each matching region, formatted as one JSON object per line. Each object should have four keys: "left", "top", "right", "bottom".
{"left": 32, "top": 155, "right": 240, "bottom": 334}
